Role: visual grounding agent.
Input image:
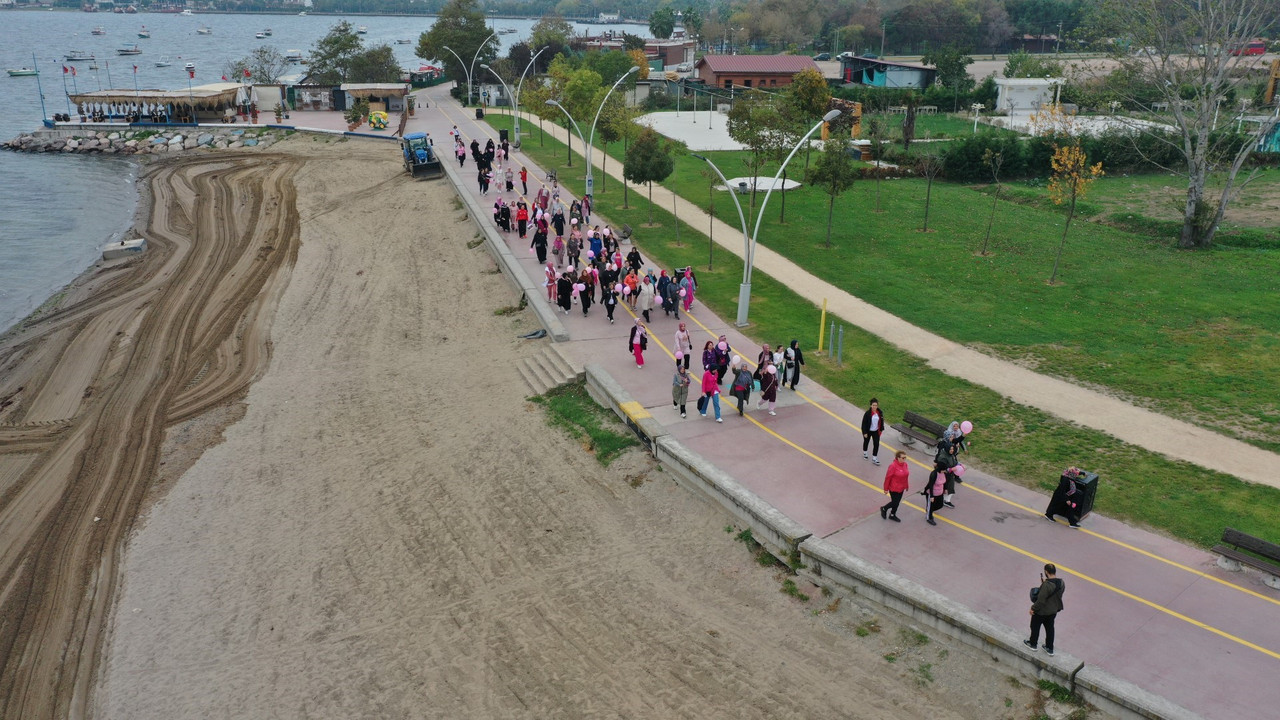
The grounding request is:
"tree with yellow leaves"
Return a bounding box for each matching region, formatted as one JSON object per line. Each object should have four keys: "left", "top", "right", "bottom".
{"left": 1047, "top": 141, "right": 1103, "bottom": 285}
{"left": 626, "top": 50, "right": 650, "bottom": 80}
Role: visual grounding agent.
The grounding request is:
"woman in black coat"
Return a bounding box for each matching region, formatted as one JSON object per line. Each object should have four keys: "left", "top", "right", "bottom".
{"left": 556, "top": 273, "right": 573, "bottom": 315}
{"left": 785, "top": 340, "right": 805, "bottom": 389}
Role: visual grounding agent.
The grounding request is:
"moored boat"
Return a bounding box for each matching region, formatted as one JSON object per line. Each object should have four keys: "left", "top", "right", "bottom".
{"left": 261, "top": 28, "right": 272, "bottom": 36}
{"left": 90, "top": 26, "right": 106, "bottom": 35}
{"left": 138, "top": 26, "right": 151, "bottom": 39}
{"left": 117, "top": 44, "right": 142, "bottom": 56}
{"left": 196, "top": 26, "right": 212, "bottom": 35}
{"left": 65, "top": 50, "right": 95, "bottom": 62}
{"left": 7, "top": 68, "right": 39, "bottom": 77}
{"left": 254, "top": 32, "right": 266, "bottom": 39}
{"left": 284, "top": 49, "right": 304, "bottom": 63}
{"left": 184, "top": 62, "right": 195, "bottom": 71}
{"left": 102, "top": 237, "right": 147, "bottom": 261}
{"left": 356, "top": 25, "right": 368, "bottom": 34}
{"left": 155, "top": 56, "right": 171, "bottom": 67}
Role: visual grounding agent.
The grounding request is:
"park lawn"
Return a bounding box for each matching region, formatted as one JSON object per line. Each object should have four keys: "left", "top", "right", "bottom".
{"left": 481, "top": 112, "right": 1280, "bottom": 545}
{"left": 496, "top": 113, "right": 1280, "bottom": 453}
{"left": 999, "top": 168, "right": 1280, "bottom": 246}
{"left": 485, "top": 112, "right": 1280, "bottom": 549}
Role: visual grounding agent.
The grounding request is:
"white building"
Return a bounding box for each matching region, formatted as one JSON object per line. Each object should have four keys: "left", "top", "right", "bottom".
{"left": 995, "top": 77, "right": 1063, "bottom": 114}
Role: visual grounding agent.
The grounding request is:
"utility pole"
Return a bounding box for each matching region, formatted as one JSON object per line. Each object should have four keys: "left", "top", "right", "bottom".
{"left": 880, "top": 22, "right": 886, "bottom": 57}
{"left": 1056, "top": 21, "right": 1063, "bottom": 54}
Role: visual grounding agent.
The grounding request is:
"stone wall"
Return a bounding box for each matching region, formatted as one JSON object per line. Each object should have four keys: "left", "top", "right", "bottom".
{"left": 2, "top": 127, "right": 282, "bottom": 156}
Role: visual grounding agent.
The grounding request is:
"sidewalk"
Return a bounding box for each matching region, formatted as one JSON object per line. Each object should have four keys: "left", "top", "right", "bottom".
{"left": 408, "top": 86, "right": 1280, "bottom": 719}
{"left": 411, "top": 90, "right": 1280, "bottom": 489}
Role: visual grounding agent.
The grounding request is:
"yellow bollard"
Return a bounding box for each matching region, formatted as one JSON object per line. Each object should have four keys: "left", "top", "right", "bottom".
{"left": 817, "top": 298, "right": 828, "bottom": 353}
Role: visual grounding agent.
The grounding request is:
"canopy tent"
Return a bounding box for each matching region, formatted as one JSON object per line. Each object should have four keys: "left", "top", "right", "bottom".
{"left": 68, "top": 82, "right": 257, "bottom": 110}
{"left": 338, "top": 83, "right": 409, "bottom": 99}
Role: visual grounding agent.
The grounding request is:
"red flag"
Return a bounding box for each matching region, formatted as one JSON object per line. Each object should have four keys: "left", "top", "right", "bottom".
{"left": 222, "top": 74, "right": 228, "bottom": 81}
{"left": 70, "top": 66, "right": 76, "bottom": 77}
{"left": 133, "top": 65, "right": 138, "bottom": 73}
{"left": 63, "top": 65, "right": 69, "bottom": 74}
{"left": 188, "top": 69, "right": 195, "bottom": 79}
{"left": 243, "top": 68, "right": 251, "bottom": 78}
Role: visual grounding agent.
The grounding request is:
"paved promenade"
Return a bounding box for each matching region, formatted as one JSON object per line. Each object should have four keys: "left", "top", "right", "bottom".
{"left": 401, "top": 89, "right": 1280, "bottom": 489}
{"left": 398, "top": 87, "right": 1280, "bottom": 719}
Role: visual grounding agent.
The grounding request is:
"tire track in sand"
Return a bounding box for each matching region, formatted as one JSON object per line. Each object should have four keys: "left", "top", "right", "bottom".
{"left": 0, "top": 154, "right": 302, "bottom": 720}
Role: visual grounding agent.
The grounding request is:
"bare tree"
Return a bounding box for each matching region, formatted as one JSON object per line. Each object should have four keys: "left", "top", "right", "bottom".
{"left": 980, "top": 149, "right": 1004, "bottom": 256}
{"left": 1089, "top": 0, "right": 1279, "bottom": 248}
{"left": 916, "top": 153, "right": 944, "bottom": 232}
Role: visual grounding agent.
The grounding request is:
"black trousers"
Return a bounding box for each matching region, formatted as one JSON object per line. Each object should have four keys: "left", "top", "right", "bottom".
{"left": 881, "top": 491, "right": 903, "bottom": 517}
{"left": 862, "top": 433, "right": 880, "bottom": 456}
{"left": 1029, "top": 613, "right": 1056, "bottom": 652}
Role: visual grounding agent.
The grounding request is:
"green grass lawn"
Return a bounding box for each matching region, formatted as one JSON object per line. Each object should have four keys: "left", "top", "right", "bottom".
{"left": 484, "top": 112, "right": 1280, "bottom": 549}
{"left": 504, "top": 113, "right": 1280, "bottom": 453}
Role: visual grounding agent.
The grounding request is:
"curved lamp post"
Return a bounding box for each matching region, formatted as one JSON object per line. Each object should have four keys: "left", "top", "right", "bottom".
{"left": 545, "top": 98, "right": 586, "bottom": 172}
{"left": 512, "top": 46, "right": 547, "bottom": 147}
{"left": 443, "top": 31, "right": 496, "bottom": 106}
{"left": 692, "top": 151, "right": 749, "bottom": 277}
{"left": 585, "top": 66, "right": 639, "bottom": 197}
{"left": 479, "top": 63, "right": 514, "bottom": 124}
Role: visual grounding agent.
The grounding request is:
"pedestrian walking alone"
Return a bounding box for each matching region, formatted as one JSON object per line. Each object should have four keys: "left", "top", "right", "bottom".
{"left": 861, "top": 398, "right": 885, "bottom": 465}
{"left": 519, "top": 166, "right": 528, "bottom": 196}
{"left": 880, "top": 450, "right": 910, "bottom": 521}
{"left": 1024, "top": 564, "right": 1065, "bottom": 656}
{"left": 629, "top": 319, "right": 648, "bottom": 368}
{"left": 672, "top": 361, "right": 692, "bottom": 418}
{"left": 698, "top": 366, "right": 723, "bottom": 422}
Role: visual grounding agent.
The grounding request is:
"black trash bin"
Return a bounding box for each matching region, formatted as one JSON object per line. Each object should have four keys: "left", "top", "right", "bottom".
{"left": 475, "top": 108, "right": 485, "bottom": 120}
{"left": 1045, "top": 470, "right": 1098, "bottom": 525}
{"left": 499, "top": 128, "right": 509, "bottom": 143}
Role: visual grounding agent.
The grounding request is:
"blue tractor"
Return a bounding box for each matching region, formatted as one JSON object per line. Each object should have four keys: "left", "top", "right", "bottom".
{"left": 401, "top": 132, "right": 443, "bottom": 179}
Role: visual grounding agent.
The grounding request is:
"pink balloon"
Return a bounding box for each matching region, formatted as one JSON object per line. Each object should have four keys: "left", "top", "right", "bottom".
{"left": 675, "top": 351, "right": 684, "bottom": 359}
{"left": 961, "top": 420, "right": 973, "bottom": 434}
{"left": 575, "top": 283, "right": 585, "bottom": 292}
{"left": 587, "top": 250, "right": 595, "bottom": 258}
{"left": 718, "top": 341, "right": 727, "bottom": 351}
{"left": 566, "top": 265, "right": 575, "bottom": 273}
{"left": 622, "top": 286, "right": 631, "bottom": 295}
{"left": 766, "top": 365, "right": 776, "bottom": 374}
{"left": 529, "top": 247, "right": 535, "bottom": 253}
{"left": 678, "top": 288, "right": 687, "bottom": 297}
{"left": 614, "top": 283, "right": 624, "bottom": 293}
{"left": 953, "top": 463, "right": 966, "bottom": 477}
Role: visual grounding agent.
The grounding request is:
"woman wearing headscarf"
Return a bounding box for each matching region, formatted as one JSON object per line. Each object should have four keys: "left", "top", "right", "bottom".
{"left": 679, "top": 269, "right": 697, "bottom": 312}
{"left": 756, "top": 362, "right": 779, "bottom": 416}
{"left": 701, "top": 340, "right": 716, "bottom": 374}
{"left": 578, "top": 268, "right": 596, "bottom": 311}
{"left": 530, "top": 218, "right": 548, "bottom": 264}
{"left": 714, "top": 336, "right": 732, "bottom": 384}
{"left": 672, "top": 361, "right": 692, "bottom": 418}
{"left": 626, "top": 246, "right": 643, "bottom": 274}
{"left": 730, "top": 362, "right": 754, "bottom": 416}
{"left": 637, "top": 275, "right": 657, "bottom": 323}
{"left": 600, "top": 281, "right": 618, "bottom": 324}
{"left": 498, "top": 201, "right": 511, "bottom": 233}
{"left": 673, "top": 323, "right": 693, "bottom": 371}
{"left": 698, "top": 364, "right": 723, "bottom": 422}
{"left": 784, "top": 340, "right": 805, "bottom": 390}
{"left": 566, "top": 232, "right": 581, "bottom": 269}
{"left": 924, "top": 463, "right": 948, "bottom": 526}
{"left": 544, "top": 262, "right": 558, "bottom": 303}
{"left": 628, "top": 319, "right": 648, "bottom": 368}
{"left": 556, "top": 272, "right": 573, "bottom": 315}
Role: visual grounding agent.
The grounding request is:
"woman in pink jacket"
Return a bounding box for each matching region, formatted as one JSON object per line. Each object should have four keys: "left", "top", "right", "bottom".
{"left": 698, "top": 367, "right": 723, "bottom": 422}
{"left": 880, "top": 450, "right": 910, "bottom": 522}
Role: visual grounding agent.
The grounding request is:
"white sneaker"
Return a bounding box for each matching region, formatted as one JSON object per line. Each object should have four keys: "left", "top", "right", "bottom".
{"left": 863, "top": 451, "right": 869, "bottom": 459}
{"left": 716, "top": 418, "right": 722, "bottom": 423}
{"left": 680, "top": 412, "right": 686, "bottom": 418}
{"left": 768, "top": 411, "right": 776, "bottom": 416}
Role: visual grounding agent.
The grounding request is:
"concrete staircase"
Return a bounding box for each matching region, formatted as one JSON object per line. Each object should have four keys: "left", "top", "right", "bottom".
{"left": 518, "top": 342, "right": 584, "bottom": 396}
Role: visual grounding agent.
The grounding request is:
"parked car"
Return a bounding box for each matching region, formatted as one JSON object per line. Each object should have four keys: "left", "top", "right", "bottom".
{"left": 812, "top": 52, "right": 831, "bottom": 61}
{"left": 676, "top": 62, "right": 693, "bottom": 72}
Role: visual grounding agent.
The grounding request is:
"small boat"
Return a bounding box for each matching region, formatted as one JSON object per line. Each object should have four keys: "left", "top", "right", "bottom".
{"left": 91, "top": 26, "right": 106, "bottom": 35}
{"left": 124, "top": 5, "right": 137, "bottom": 13}
{"left": 356, "top": 25, "right": 368, "bottom": 34}
{"left": 117, "top": 44, "right": 142, "bottom": 56}
{"left": 155, "top": 56, "right": 171, "bottom": 67}
{"left": 254, "top": 32, "right": 266, "bottom": 39}
{"left": 180, "top": 9, "right": 194, "bottom": 16}
{"left": 138, "top": 26, "right": 150, "bottom": 39}
{"left": 500, "top": 28, "right": 517, "bottom": 34}
{"left": 88, "top": 62, "right": 99, "bottom": 70}
{"left": 395, "top": 39, "right": 411, "bottom": 45}
{"left": 261, "top": 28, "right": 272, "bottom": 37}
{"left": 297, "top": 11, "right": 306, "bottom": 16}
{"left": 284, "top": 49, "right": 304, "bottom": 63}
{"left": 102, "top": 237, "right": 147, "bottom": 261}
{"left": 184, "top": 62, "right": 195, "bottom": 71}
{"left": 7, "top": 68, "right": 39, "bottom": 77}
{"left": 196, "top": 26, "right": 212, "bottom": 35}
{"left": 65, "top": 50, "right": 95, "bottom": 62}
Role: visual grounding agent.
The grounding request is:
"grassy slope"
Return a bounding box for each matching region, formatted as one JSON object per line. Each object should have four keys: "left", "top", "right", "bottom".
{"left": 486, "top": 113, "right": 1280, "bottom": 548}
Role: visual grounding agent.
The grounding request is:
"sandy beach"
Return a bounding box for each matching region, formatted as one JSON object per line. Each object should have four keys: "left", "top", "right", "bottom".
{"left": 1, "top": 137, "right": 1049, "bottom": 719}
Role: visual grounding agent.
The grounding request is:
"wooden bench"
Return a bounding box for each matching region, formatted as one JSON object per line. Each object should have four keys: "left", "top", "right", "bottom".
{"left": 618, "top": 223, "right": 633, "bottom": 241}
{"left": 890, "top": 411, "right": 946, "bottom": 449}
{"left": 1212, "top": 528, "right": 1280, "bottom": 588}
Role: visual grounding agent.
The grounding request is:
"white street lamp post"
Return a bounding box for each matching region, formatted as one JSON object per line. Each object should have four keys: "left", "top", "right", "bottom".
{"left": 443, "top": 32, "right": 496, "bottom": 106}
{"left": 512, "top": 46, "right": 547, "bottom": 147}
{"left": 479, "top": 63, "right": 514, "bottom": 126}
{"left": 585, "top": 66, "right": 639, "bottom": 198}
{"left": 733, "top": 109, "right": 841, "bottom": 326}
{"left": 440, "top": 45, "right": 471, "bottom": 105}
{"left": 545, "top": 98, "right": 587, "bottom": 174}
{"left": 692, "top": 151, "right": 750, "bottom": 285}
{"left": 971, "top": 102, "right": 984, "bottom": 132}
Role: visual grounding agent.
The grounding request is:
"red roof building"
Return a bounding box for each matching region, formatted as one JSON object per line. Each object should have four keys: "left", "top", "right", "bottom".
{"left": 694, "top": 55, "right": 821, "bottom": 90}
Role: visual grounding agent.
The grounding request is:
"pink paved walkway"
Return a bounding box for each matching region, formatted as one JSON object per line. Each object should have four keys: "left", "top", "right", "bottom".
{"left": 408, "top": 85, "right": 1280, "bottom": 720}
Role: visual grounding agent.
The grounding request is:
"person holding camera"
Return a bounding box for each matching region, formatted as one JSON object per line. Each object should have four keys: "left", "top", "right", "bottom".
{"left": 1024, "top": 564, "right": 1065, "bottom": 656}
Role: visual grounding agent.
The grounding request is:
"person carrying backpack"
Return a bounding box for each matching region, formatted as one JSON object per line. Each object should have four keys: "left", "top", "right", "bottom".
{"left": 1024, "top": 564, "right": 1065, "bottom": 656}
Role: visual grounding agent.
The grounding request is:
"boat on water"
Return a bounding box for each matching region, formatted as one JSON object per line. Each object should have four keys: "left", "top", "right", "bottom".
{"left": 297, "top": 11, "right": 307, "bottom": 16}
{"left": 184, "top": 62, "right": 196, "bottom": 71}
{"left": 65, "top": 50, "right": 95, "bottom": 62}
{"left": 262, "top": 28, "right": 272, "bottom": 37}
{"left": 103, "top": 237, "right": 147, "bottom": 261}
{"left": 91, "top": 26, "right": 106, "bottom": 35}
{"left": 254, "top": 32, "right": 266, "bottom": 39}
{"left": 395, "top": 39, "right": 411, "bottom": 44}
{"left": 196, "top": 26, "right": 212, "bottom": 35}
{"left": 284, "top": 49, "right": 304, "bottom": 63}
{"left": 500, "top": 28, "right": 517, "bottom": 34}
{"left": 180, "top": 9, "right": 194, "bottom": 16}
{"left": 117, "top": 44, "right": 142, "bottom": 56}
{"left": 7, "top": 68, "right": 39, "bottom": 77}
{"left": 124, "top": 5, "right": 137, "bottom": 13}
{"left": 138, "top": 26, "right": 150, "bottom": 39}
{"left": 356, "top": 25, "right": 368, "bottom": 34}
{"left": 155, "top": 56, "right": 171, "bottom": 67}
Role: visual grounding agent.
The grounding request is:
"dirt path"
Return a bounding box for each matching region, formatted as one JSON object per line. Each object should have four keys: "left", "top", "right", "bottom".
{"left": 0, "top": 154, "right": 300, "bottom": 719}
{"left": 62, "top": 138, "right": 1053, "bottom": 719}
{"left": 501, "top": 101, "right": 1280, "bottom": 488}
